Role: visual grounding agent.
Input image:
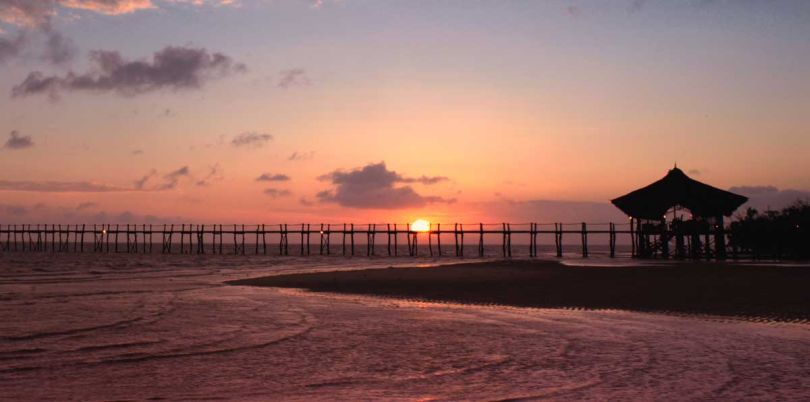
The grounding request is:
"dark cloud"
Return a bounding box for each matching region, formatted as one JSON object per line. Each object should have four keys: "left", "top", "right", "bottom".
{"left": 288, "top": 150, "right": 314, "bottom": 161}
{"left": 277, "top": 68, "right": 310, "bottom": 89}
{"left": 316, "top": 162, "right": 454, "bottom": 209}
{"left": 12, "top": 45, "right": 246, "bottom": 99}
{"left": 131, "top": 149, "right": 144, "bottom": 155}
{"left": 133, "top": 166, "right": 191, "bottom": 191}
{"left": 0, "top": 179, "right": 127, "bottom": 192}
{"left": 42, "top": 29, "right": 76, "bottom": 64}
{"left": 133, "top": 169, "right": 156, "bottom": 190}
{"left": 0, "top": 30, "right": 26, "bottom": 63}
{"left": 263, "top": 188, "right": 292, "bottom": 198}
{"left": 628, "top": 0, "right": 647, "bottom": 13}
{"left": 2, "top": 204, "right": 28, "bottom": 216}
{"left": 231, "top": 131, "right": 272, "bottom": 148}
{"left": 195, "top": 163, "right": 223, "bottom": 186}
{"left": 76, "top": 202, "right": 97, "bottom": 210}
{"left": 256, "top": 173, "right": 290, "bottom": 182}
{"left": 158, "top": 166, "right": 190, "bottom": 190}
{"left": 729, "top": 186, "right": 810, "bottom": 213}
{"left": 565, "top": 5, "right": 581, "bottom": 17}
{"left": 3, "top": 130, "right": 34, "bottom": 149}
{"left": 687, "top": 169, "right": 701, "bottom": 176}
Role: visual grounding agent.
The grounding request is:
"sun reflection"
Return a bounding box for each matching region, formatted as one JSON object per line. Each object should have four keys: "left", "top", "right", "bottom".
{"left": 411, "top": 219, "right": 431, "bottom": 232}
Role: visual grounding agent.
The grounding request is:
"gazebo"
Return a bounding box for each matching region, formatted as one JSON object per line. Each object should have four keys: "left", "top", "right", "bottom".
{"left": 611, "top": 167, "right": 748, "bottom": 258}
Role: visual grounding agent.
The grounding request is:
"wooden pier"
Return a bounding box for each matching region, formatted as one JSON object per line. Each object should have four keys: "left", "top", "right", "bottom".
{"left": 0, "top": 221, "right": 751, "bottom": 259}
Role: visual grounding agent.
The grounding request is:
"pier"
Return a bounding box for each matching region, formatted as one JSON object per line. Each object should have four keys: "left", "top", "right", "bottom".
{"left": 0, "top": 221, "right": 765, "bottom": 259}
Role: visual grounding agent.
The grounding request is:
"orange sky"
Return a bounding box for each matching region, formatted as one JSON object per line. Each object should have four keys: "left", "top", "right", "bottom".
{"left": 1, "top": 1, "right": 809, "bottom": 223}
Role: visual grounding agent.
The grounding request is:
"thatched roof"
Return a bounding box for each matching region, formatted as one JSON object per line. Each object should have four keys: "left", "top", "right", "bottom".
{"left": 611, "top": 168, "right": 748, "bottom": 220}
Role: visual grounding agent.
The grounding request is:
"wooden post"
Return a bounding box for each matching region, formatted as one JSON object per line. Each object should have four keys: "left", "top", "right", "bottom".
{"left": 428, "top": 223, "right": 433, "bottom": 257}
{"left": 262, "top": 224, "right": 267, "bottom": 255}
{"left": 581, "top": 222, "right": 588, "bottom": 258}
{"left": 386, "top": 223, "right": 391, "bottom": 256}
{"left": 501, "top": 223, "right": 509, "bottom": 258}
{"left": 609, "top": 223, "right": 616, "bottom": 258}
{"left": 342, "top": 223, "right": 346, "bottom": 256}
{"left": 393, "top": 223, "right": 398, "bottom": 256}
{"left": 437, "top": 223, "right": 442, "bottom": 257}
{"left": 555, "top": 223, "right": 562, "bottom": 258}
{"left": 350, "top": 223, "right": 355, "bottom": 256}
{"left": 454, "top": 223, "right": 459, "bottom": 257}
{"left": 406, "top": 223, "right": 412, "bottom": 256}
{"left": 241, "top": 224, "right": 246, "bottom": 255}
{"left": 479, "top": 223, "right": 484, "bottom": 257}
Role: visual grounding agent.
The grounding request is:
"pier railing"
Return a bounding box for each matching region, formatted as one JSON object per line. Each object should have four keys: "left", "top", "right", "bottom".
{"left": 0, "top": 222, "right": 777, "bottom": 260}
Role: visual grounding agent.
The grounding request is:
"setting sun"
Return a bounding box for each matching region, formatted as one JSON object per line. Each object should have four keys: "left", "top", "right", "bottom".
{"left": 411, "top": 219, "right": 431, "bottom": 232}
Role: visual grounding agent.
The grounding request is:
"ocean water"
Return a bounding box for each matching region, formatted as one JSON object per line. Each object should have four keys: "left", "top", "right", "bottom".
{"left": 1, "top": 252, "right": 809, "bottom": 401}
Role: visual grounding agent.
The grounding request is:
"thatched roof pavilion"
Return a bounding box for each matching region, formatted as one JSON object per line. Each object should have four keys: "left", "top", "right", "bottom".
{"left": 611, "top": 167, "right": 748, "bottom": 220}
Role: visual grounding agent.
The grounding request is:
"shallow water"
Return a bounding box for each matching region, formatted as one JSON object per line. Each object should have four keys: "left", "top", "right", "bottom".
{"left": 1, "top": 253, "right": 809, "bottom": 401}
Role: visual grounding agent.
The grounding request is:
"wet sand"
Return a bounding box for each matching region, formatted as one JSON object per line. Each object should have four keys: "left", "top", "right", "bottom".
{"left": 231, "top": 260, "right": 810, "bottom": 320}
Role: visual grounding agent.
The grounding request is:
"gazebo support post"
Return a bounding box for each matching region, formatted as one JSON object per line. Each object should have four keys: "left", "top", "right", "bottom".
{"left": 714, "top": 215, "right": 726, "bottom": 260}
{"left": 660, "top": 219, "right": 669, "bottom": 259}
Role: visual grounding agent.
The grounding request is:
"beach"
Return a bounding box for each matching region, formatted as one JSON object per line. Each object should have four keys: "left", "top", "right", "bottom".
{"left": 231, "top": 259, "right": 810, "bottom": 321}
{"left": 2, "top": 254, "right": 810, "bottom": 400}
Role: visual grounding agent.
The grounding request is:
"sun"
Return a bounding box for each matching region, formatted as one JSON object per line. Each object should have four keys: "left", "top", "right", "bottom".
{"left": 411, "top": 219, "right": 431, "bottom": 232}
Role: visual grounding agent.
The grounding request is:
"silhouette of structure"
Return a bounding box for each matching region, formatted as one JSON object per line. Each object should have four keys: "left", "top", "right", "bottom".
{"left": 612, "top": 167, "right": 748, "bottom": 259}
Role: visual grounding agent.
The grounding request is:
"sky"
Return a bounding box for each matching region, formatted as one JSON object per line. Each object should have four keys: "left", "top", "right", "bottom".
{"left": 1, "top": 0, "right": 809, "bottom": 224}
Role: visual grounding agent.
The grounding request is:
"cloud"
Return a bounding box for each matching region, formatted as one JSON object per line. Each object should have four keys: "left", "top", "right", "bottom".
{"left": 195, "top": 163, "right": 223, "bottom": 186}
{"left": 12, "top": 45, "right": 246, "bottom": 99}
{"left": 0, "top": 30, "right": 26, "bottom": 63}
{"left": 0, "top": 179, "right": 128, "bottom": 192}
{"left": 288, "top": 150, "right": 314, "bottom": 161}
{"left": 0, "top": 1, "right": 153, "bottom": 27}
{"left": 133, "top": 169, "right": 156, "bottom": 189}
{"left": 565, "top": 5, "right": 581, "bottom": 17}
{"left": 3, "top": 130, "right": 34, "bottom": 149}
{"left": 729, "top": 185, "right": 810, "bottom": 213}
{"left": 76, "top": 201, "right": 97, "bottom": 210}
{"left": 2, "top": 204, "right": 28, "bottom": 216}
{"left": 277, "top": 68, "right": 310, "bottom": 89}
{"left": 42, "top": 29, "right": 76, "bottom": 64}
{"left": 687, "top": 169, "right": 701, "bottom": 176}
{"left": 256, "top": 173, "right": 290, "bottom": 182}
{"left": 263, "top": 188, "right": 291, "bottom": 198}
{"left": 231, "top": 131, "right": 272, "bottom": 147}
{"left": 158, "top": 165, "right": 189, "bottom": 190}
{"left": 131, "top": 149, "right": 143, "bottom": 155}
{"left": 133, "top": 166, "right": 189, "bottom": 190}
{"left": 628, "top": 0, "right": 647, "bottom": 13}
{"left": 316, "top": 162, "right": 454, "bottom": 209}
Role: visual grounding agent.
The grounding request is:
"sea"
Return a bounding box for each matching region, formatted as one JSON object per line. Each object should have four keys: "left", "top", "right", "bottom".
{"left": 1, "top": 247, "right": 809, "bottom": 401}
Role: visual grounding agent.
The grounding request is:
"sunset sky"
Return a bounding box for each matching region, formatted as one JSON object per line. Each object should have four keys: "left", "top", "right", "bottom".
{"left": 1, "top": 0, "right": 809, "bottom": 224}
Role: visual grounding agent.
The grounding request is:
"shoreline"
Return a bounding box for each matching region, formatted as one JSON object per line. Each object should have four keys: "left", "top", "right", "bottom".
{"left": 228, "top": 260, "right": 810, "bottom": 321}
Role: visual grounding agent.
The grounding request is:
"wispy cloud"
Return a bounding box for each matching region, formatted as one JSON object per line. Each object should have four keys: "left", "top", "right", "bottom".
{"left": 288, "top": 150, "right": 314, "bottom": 161}
{"left": 12, "top": 46, "right": 246, "bottom": 99}
{"left": 0, "top": 180, "right": 128, "bottom": 192}
{"left": 277, "top": 68, "right": 310, "bottom": 89}
{"left": 263, "top": 188, "right": 292, "bottom": 198}
{"left": 3, "top": 130, "right": 33, "bottom": 150}
{"left": 195, "top": 163, "right": 223, "bottom": 186}
{"left": 0, "top": 0, "right": 236, "bottom": 28}
{"left": 158, "top": 166, "right": 190, "bottom": 190}
{"left": 231, "top": 131, "right": 272, "bottom": 148}
{"left": 256, "top": 173, "right": 290, "bottom": 182}
{"left": 0, "top": 30, "right": 26, "bottom": 63}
